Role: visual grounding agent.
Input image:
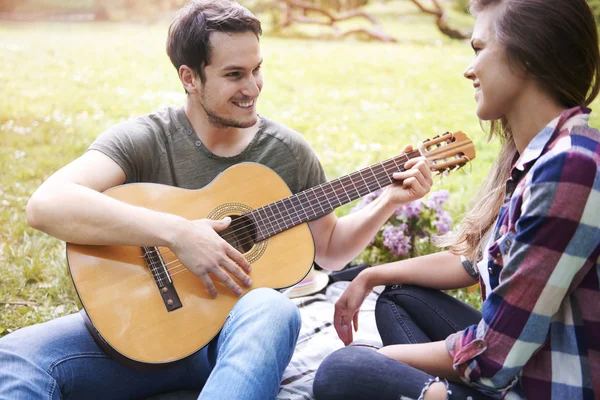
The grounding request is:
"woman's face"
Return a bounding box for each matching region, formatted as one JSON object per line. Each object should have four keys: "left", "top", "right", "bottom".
{"left": 464, "top": 4, "right": 528, "bottom": 121}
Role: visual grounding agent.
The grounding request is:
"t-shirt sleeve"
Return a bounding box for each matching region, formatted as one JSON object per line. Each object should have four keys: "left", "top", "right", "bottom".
{"left": 88, "top": 119, "right": 161, "bottom": 183}
{"left": 298, "top": 143, "right": 327, "bottom": 191}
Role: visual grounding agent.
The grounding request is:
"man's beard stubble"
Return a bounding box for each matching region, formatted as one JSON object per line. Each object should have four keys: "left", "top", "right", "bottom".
{"left": 200, "top": 89, "right": 257, "bottom": 129}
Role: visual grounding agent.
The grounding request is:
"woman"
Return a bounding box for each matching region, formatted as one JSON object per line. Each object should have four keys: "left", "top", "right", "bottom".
{"left": 313, "top": 0, "right": 600, "bottom": 399}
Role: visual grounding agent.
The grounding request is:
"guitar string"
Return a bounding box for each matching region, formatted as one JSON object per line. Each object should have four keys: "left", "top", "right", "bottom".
{"left": 150, "top": 156, "right": 407, "bottom": 270}
{"left": 164, "top": 152, "right": 414, "bottom": 252}
{"left": 143, "top": 148, "right": 435, "bottom": 254}
{"left": 220, "top": 147, "right": 464, "bottom": 243}
{"left": 145, "top": 150, "right": 468, "bottom": 279}
{"left": 144, "top": 158, "right": 406, "bottom": 280}
{"left": 147, "top": 153, "right": 468, "bottom": 279}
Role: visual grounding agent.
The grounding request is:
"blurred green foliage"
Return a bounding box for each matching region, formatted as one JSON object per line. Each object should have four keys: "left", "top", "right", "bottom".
{"left": 588, "top": 0, "right": 600, "bottom": 23}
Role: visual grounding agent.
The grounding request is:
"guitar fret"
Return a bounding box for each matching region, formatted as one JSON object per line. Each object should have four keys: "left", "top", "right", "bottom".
{"left": 268, "top": 203, "right": 283, "bottom": 232}
{"left": 371, "top": 164, "right": 386, "bottom": 189}
{"left": 300, "top": 191, "right": 316, "bottom": 221}
{"left": 346, "top": 173, "right": 363, "bottom": 198}
{"left": 382, "top": 160, "right": 394, "bottom": 184}
{"left": 357, "top": 170, "right": 371, "bottom": 195}
{"left": 281, "top": 197, "right": 299, "bottom": 226}
{"left": 312, "top": 187, "right": 327, "bottom": 216}
{"left": 378, "top": 162, "right": 394, "bottom": 186}
{"left": 260, "top": 206, "right": 276, "bottom": 238}
{"left": 324, "top": 182, "right": 338, "bottom": 211}
{"left": 365, "top": 168, "right": 380, "bottom": 192}
{"left": 273, "top": 200, "right": 288, "bottom": 231}
{"left": 303, "top": 188, "right": 321, "bottom": 218}
{"left": 338, "top": 176, "right": 354, "bottom": 203}
{"left": 333, "top": 179, "right": 350, "bottom": 204}
{"left": 290, "top": 195, "right": 308, "bottom": 222}
{"left": 348, "top": 171, "right": 369, "bottom": 197}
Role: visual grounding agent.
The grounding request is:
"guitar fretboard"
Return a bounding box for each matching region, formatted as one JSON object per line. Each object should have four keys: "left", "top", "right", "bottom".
{"left": 247, "top": 149, "right": 420, "bottom": 241}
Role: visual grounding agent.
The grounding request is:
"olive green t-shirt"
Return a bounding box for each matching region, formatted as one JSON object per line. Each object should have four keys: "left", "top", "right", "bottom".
{"left": 89, "top": 106, "right": 326, "bottom": 194}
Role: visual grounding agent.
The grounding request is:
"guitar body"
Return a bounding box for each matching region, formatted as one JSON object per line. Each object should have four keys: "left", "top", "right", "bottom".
{"left": 66, "top": 163, "right": 315, "bottom": 366}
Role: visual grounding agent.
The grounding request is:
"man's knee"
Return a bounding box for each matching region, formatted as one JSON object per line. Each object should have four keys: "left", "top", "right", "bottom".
{"left": 239, "top": 288, "right": 301, "bottom": 331}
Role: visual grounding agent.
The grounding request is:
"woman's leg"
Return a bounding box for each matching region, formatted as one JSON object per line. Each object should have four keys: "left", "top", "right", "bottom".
{"left": 375, "top": 284, "right": 481, "bottom": 345}
{"left": 314, "top": 346, "right": 491, "bottom": 400}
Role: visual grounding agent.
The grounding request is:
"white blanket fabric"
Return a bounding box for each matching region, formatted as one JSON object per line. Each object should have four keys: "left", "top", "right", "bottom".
{"left": 277, "top": 282, "right": 383, "bottom": 400}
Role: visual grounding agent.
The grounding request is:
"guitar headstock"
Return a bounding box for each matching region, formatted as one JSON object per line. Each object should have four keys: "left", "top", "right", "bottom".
{"left": 419, "top": 131, "right": 476, "bottom": 174}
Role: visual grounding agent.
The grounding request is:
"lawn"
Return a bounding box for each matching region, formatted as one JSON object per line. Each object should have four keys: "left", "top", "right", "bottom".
{"left": 2, "top": 4, "right": 598, "bottom": 336}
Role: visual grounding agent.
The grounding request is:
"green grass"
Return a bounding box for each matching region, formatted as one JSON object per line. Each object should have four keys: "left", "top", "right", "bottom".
{"left": 1, "top": 5, "right": 598, "bottom": 337}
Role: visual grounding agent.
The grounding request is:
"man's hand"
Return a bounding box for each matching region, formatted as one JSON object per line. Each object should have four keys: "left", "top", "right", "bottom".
{"left": 170, "top": 217, "right": 253, "bottom": 297}
{"left": 381, "top": 145, "right": 432, "bottom": 207}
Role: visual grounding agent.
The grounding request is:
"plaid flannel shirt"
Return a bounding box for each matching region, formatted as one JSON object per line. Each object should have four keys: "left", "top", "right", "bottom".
{"left": 446, "top": 107, "right": 600, "bottom": 399}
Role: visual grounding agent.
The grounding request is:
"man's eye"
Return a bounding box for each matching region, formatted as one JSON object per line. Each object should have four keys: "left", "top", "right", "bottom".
{"left": 226, "top": 72, "right": 241, "bottom": 78}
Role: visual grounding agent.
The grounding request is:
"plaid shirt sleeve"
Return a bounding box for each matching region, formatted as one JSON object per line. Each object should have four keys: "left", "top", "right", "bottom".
{"left": 445, "top": 143, "right": 600, "bottom": 397}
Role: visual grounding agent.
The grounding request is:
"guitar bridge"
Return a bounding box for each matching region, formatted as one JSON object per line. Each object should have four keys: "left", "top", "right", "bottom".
{"left": 159, "top": 284, "right": 183, "bottom": 311}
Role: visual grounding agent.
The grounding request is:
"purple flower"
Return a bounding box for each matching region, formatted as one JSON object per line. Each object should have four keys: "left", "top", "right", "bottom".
{"left": 435, "top": 210, "right": 453, "bottom": 234}
{"left": 363, "top": 189, "right": 383, "bottom": 205}
{"left": 382, "top": 224, "right": 412, "bottom": 256}
{"left": 425, "top": 190, "right": 450, "bottom": 213}
{"left": 399, "top": 200, "right": 423, "bottom": 219}
{"left": 350, "top": 188, "right": 384, "bottom": 214}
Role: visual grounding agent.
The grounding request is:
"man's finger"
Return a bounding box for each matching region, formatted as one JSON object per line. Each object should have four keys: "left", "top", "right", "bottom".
{"left": 208, "top": 217, "right": 232, "bottom": 232}
{"left": 226, "top": 246, "right": 251, "bottom": 272}
{"left": 221, "top": 256, "right": 253, "bottom": 287}
{"left": 211, "top": 265, "right": 244, "bottom": 296}
{"left": 198, "top": 273, "right": 218, "bottom": 298}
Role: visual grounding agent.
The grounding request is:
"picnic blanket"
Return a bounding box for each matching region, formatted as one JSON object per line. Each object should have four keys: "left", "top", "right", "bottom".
{"left": 277, "top": 282, "right": 383, "bottom": 400}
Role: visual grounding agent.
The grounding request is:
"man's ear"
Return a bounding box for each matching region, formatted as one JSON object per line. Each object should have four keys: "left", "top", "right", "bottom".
{"left": 179, "top": 65, "right": 200, "bottom": 94}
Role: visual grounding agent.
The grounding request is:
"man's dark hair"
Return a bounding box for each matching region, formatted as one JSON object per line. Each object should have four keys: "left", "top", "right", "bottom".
{"left": 166, "top": 0, "right": 262, "bottom": 85}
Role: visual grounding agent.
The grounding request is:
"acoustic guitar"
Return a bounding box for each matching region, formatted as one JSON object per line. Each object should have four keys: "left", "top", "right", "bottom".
{"left": 66, "top": 131, "right": 475, "bottom": 366}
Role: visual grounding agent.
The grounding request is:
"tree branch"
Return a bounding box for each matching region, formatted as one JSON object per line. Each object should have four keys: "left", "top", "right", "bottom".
{"left": 409, "top": 0, "right": 470, "bottom": 40}
{"left": 278, "top": 0, "right": 395, "bottom": 42}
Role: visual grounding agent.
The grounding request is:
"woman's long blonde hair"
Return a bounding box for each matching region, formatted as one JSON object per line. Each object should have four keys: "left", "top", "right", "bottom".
{"left": 437, "top": 0, "right": 600, "bottom": 261}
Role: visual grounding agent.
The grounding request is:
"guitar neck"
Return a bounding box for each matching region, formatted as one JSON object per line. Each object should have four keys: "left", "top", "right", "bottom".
{"left": 248, "top": 149, "right": 421, "bottom": 242}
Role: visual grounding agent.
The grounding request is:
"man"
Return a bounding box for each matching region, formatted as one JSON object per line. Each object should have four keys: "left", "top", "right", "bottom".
{"left": 0, "top": 1, "right": 432, "bottom": 399}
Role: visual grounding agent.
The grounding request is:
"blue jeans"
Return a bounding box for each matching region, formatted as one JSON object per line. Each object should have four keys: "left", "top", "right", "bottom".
{"left": 0, "top": 288, "right": 300, "bottom": 400}
{"left": 314, "top": 285, "right": 491, "bottom": 400}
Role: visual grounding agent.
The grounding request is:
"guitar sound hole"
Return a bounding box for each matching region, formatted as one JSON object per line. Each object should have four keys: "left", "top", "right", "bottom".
{"left": 218, "top": 215, "right": 256, "bottom": 254}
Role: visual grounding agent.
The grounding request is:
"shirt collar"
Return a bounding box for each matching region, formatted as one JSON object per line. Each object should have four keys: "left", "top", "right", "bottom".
{"left": 514, "top": 106, "right": 591, "bottom": 172}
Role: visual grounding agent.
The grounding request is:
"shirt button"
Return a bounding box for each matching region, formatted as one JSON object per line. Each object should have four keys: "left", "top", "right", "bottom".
{"left": 488, "top": 267, "right": 494, "bottom": 274}
{"left": 504, "top": 249, "right": 509, "bottom": 255}
{"left": 505, "top": 240, "right": 512, "bottom": 246}
{"left": 195, "top": 141, "right": 202, "bottom": 147}
{"left": 187, "top": 129, "right": 193, "bottom": 135}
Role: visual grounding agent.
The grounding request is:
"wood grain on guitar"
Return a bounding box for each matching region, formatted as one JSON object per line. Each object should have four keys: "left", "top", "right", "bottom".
{"left": 66, "top": 131, "right": 475, "bottom": 366}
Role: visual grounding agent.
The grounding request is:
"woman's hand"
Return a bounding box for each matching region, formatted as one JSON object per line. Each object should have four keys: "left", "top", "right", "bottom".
{"left": 333, "top": 273, "right": 373, "bottom": 345}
